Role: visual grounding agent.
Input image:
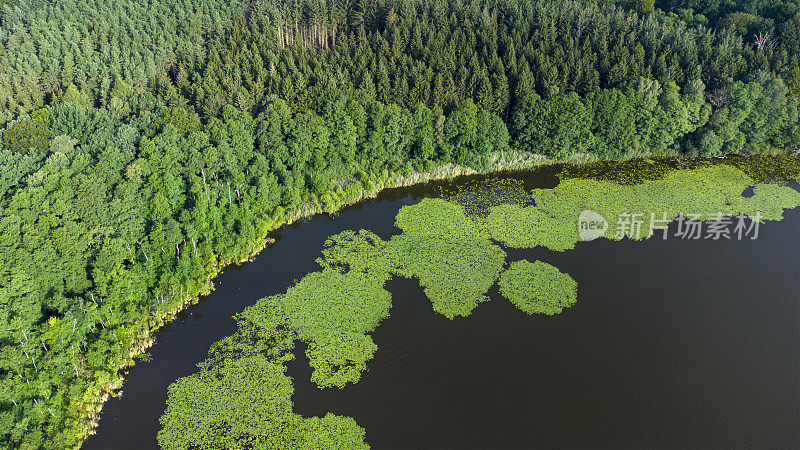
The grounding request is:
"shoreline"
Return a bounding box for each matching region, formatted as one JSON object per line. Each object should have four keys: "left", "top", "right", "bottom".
{"left": 76, "top": 152, "right": 799, "bottom": 446}
{"left": 78, "top": 162, "right": 487, "bottom": 444}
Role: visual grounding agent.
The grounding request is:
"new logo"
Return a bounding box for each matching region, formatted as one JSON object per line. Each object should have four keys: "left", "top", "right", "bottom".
{"left": 578, "top": 210, "right": 608, "bottom": 241}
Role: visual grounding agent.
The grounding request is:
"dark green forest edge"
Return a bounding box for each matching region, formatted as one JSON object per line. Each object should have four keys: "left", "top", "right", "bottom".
{"left": 157, "top": 164, "right": 800, "bottom": 448}
{"left": 1, "top": 0, "right": 800, "bottom": 447}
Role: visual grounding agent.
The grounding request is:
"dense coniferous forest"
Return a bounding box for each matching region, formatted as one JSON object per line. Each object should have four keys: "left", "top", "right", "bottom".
{"left": 0, "top": 0, "right": 798, "bottom": 447}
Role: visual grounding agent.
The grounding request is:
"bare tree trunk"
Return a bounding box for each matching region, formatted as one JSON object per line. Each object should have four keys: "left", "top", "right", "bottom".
{"left": 754, "top": 31, "right": 774, "bottom": 52}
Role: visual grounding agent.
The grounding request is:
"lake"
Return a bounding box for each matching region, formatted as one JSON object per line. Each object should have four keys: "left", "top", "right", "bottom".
{"left": 86, "top": 168, "right": 800, "bottom": 449}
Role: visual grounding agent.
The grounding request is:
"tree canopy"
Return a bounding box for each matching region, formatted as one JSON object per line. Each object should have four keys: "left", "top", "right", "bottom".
{"left": 0, "top": 0, "right": 799, "bottom": 447}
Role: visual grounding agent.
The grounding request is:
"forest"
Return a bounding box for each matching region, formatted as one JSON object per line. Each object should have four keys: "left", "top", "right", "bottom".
{"left": 0, "top": 0, "right": 799, "bottom": 447}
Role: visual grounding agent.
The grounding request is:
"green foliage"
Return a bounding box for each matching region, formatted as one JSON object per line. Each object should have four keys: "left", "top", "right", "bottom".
{"left": 158, "top": 161, "right": 800, "bottom": 449}
{"left": 509, "top": 78, "right": 740, "bottom": 160}
{"left": 499, "top": 260, "right": 578, "bottom": 315}
{"left": 721, "top": 154, "right": 800, "bottom": 182}
{"left": 588, "top": 88, "right": 638, "bottom": 158}
{"left": 158, "top": 355, "right": 367, "bottom": 449}
{"left": 317, "top": 230, "right": 398, "bottom": 277}
{"left": 174, "top": 0, "right": 800, "bottom": 120}
{"left": 276, "top": 269, "right": 392, "bottom": 387}
{"left": 319, "top": 199, "right": 509, "bottom": 321}
{"left": 2, "top": 0, "right": 800, "bottom": 446}
{"left": 61, "top": 85, "right": 91, "bottom": 108}
{"left": 0, "top": 0, "right": 247, "bottom": 126}
{"left": 279, "top": 270, "right": 392, "bottom": 344}
{"left": 389, "top": 199, "right": 506, "bottom": 318}
{"left": 488, "top": 203, "right": 581, "bottom": 251}
{"left": 439, "top": 178, "right": 531, "bottom": 217}
{"left": 691, "top": 73, "right": 795, "bottom": 156}
{"left": 558, "top": 158, "right": 683, "bottom": 185}
{"left": 630, "top": 0, "right": 655, "bottom": 13}
{"left": 2, "top": 119, "right": 52, "bottom": 154}
{"left": 306, "top": 332, "right": 378, "bottom": 388}
{"left": 655, "top": 0, "right": 800, "bottom": 57}
{"left": 512, "top": 92, "right": 592, "bottom": 158}
{"left": 488, "top": 164, "right": 800, "bottom": 251}
{"left": 162, "top": 107, "right": 202, "bottom": 134}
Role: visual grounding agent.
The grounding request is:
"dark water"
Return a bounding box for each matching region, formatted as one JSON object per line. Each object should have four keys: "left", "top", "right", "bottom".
{"left": 86, "top": 170, "right": 800, "bottom": 449}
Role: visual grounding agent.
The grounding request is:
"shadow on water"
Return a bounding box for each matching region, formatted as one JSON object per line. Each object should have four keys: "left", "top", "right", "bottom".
{"left": 87, "top": 170, "right": 799, "bottom": 449}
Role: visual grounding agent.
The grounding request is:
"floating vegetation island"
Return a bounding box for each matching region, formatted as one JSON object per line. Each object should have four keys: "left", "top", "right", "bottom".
{"left": 159, "top": 162, "right": 800, "bottom": 449}
{"left": 499, "top": 260, "right": 578, "bottom": 315}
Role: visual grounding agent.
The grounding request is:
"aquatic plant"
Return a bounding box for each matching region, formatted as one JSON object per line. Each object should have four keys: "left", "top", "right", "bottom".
{"left": 316, "top": 229, "right": 398, "bottom": 279}
{"left": 306, "top": 332, "right": 379, "bottom": 388}
{"left": 720, "top": 155, "right": 800, "bottom": 183}
{"left": 558, "top": 155, "right": 800, "bottom": 189}
{"left": 157, "top": 355, "right": 367, "bottom": 449}
{"left": 389, "top": 199, "right": 507, "bottom": 318}
{"left": 159, "top": 162, "right": 800, "bottom": 449}
{"left": 439, "top": 178, "right": 532, "bottom": 217}
{"left": 487, "top": 203, "right": 580, "bottom": 251}
{"left": 488, "top": 164, "right": 800, "bottom": 250}
{"left": 276, "top": 269, "right": 392, "bottom": 388}
{"left": 393, "top": 197, "right": 488, "bottom": 238}
{"left": 499, "top": 260, "right": 578, "bottom": 315}
{"left": 557, "top": 158, "right": 685, "bottom": 185}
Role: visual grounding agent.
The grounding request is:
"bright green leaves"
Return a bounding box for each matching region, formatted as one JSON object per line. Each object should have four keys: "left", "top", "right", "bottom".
{"left": 499, "top": 260, "right": 578, "bottom": 315}
{"left": 276, "top": 414, "right": 369, "bottom": 450}
{"left": 390, "top": 199, "right": 506, "bottom": 318}
{"left": 511, "top": 91, "right": 592, "bottom": 158}
{"left": 393, "top": 197, "right": 487, "bottom": 239}
{"left": 488, "top": 164, "right": 800, "bottom": 250}
{"left": 159, "top": 356, "right": 292, "bottom": 449}
{"left": 252, "top": 269, "right": 392, "bottom": 388}
{"left": 488, "top": 203, "right": 580, "bottom": 251}
{"left": 279, "top": 270, "right": 392, "bottom": 343}
{"left": 307, "top": 333, "right": 378, "bottom": 388}
{"left": 158, "top": 355, "right": 367, "bottom": 450}
{"left": 391, "top": 231, "right": 506, "bottom": 319}
{"left": 727, "top": 183, "right": 800, "bottom": 221}
{"left": 696, "top": 74, "right": 793, "bottom": 156}
{"left": 317, "top": 230, "right": 398, "bottom": 279}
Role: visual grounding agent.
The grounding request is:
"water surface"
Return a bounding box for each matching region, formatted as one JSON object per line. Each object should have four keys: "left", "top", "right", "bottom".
{"left": 86, "top": 171, "right": 800, "bottom": 449}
